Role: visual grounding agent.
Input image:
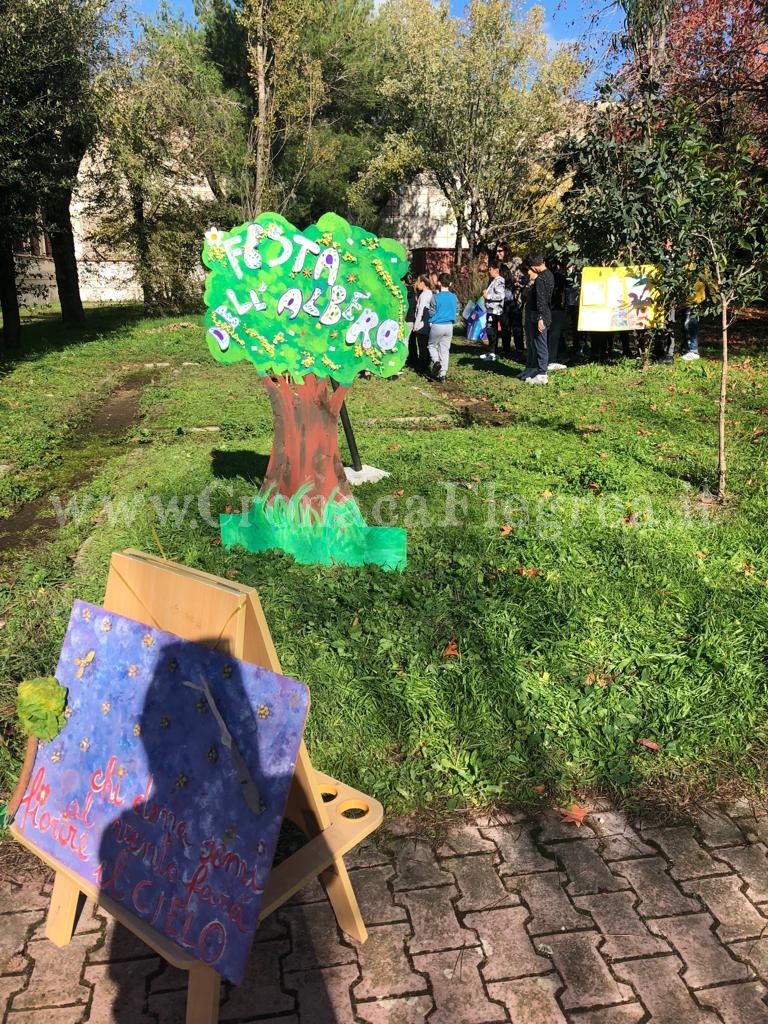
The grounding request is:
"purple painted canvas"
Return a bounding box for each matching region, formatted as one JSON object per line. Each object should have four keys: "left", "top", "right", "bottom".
{"left": 14, "top": 599, "right": 309, "bottom": 985}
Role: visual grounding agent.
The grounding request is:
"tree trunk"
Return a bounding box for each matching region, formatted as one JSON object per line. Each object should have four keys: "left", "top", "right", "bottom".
{"left": 453, "top": 213, "right": 465, "bottom": 272}
{"left": 0, "top": 236, "right": 21, "bottom": 352}
{"left": 249, "top": 2, "right": 271, "bottom": 217}
{"left": 717, "top": 297, "right": 729, "bottom": 500}
{"left": 45, "top": 188, "right": 84, "bottom": 326}
{"left": 131, "top": 192, "right": 152, "bottom": 310}
{"left": 262, "top": 374, "right": 351, "bottom": 506}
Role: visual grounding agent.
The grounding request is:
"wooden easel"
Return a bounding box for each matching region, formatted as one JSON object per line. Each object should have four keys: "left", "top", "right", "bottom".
{"left": 12, "top": 549, "right": 383, "bottom": 1024}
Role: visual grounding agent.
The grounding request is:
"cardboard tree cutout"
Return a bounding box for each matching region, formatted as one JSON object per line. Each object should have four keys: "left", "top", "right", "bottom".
{"left": 203, "top": 212, "right": 408, "bottom": 570}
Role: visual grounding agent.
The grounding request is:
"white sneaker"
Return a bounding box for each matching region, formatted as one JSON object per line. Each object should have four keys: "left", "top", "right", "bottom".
{"left": 480, "top": 352, "right": 497, "bottom": 361}
{"left": 547, "top": 362, "right": 567, "bottom": 371}
{"left": 526, "top": 374, "right": 549, "bottom": 385}
{"left": 681, "top": 351, "right": 700, "bottom": 361}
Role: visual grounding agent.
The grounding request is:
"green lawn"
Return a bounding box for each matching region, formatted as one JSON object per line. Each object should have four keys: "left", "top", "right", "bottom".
{"left": 2, "top": 305, "right": 768, "bottom": 816}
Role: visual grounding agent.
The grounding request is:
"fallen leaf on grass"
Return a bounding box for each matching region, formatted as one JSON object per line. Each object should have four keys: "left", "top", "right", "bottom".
{"left": 599, "top": 451, "right": 610, "bottom": 459}
{"left": 636, "top": 738, "right": 661, "bottom": 751}
{"left": 515, "top": 566, "right": 540, "bottom": 577}
{"left": 470, "top": 475, "right": 481, "bottom": 483}
{"left": 650, "top": 403, "right": 658, "bottom": 412}
{"left": 696, "top": 551, "right": 709, "bottom": 560}
{"left": 225, "top": 568, "right": 239, "bottom": 579}
{"left": 623, "top": 512, "right": 639, "bottom": 526}
{"left": 500, "top": 524, "right": 514, "bottom": 538}
{"left": 211, "top": 537, "right": 222, "bottom": 547}
{"left": 442, "top": 639, "right": 460, "bottom": 658}
{"left": 559, "top": 803, "right": 590, "bottom": 827}
{"left": 637, "top": 428, "right": 651, "bottom": 436}
{"left": 585, "top": 672, "right": 612, "bottom": 688}
{"left": 541, "top": 489, "right": 554, "bottom": 499}
{"left": 752, "top": 428, "right": 765, "bottom": 439}
{"left": 393, "top": 489, "right": 405, "bottom": 497}
{"left": 388, "top": 443, "right": 401, "bottom": 450}
{"left": 533, "top": 784, "right": 546, "bottom": 794}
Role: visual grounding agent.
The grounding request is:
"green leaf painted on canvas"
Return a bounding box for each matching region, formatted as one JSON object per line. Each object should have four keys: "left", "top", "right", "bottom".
{"left": 17, "top": 677, "right": 68, "bottom": 742}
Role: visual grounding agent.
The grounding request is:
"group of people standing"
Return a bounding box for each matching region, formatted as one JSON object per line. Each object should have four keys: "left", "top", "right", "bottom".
{"left": 479, "top": 249, "right": 570, "bottom": 384}
{"left": 403, "top": 250, "right": 573, "bottom": 386}
{"left": 401, "top": 242, "right": 701, "bottom": 385}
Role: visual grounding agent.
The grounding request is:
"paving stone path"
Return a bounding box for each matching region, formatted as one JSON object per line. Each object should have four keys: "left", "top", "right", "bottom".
{"left": 2, "top": 799, "right": 768, "bottom": 1023}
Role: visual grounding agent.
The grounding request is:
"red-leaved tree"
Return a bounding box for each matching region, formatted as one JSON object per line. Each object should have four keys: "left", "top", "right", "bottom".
{"left": 666, "top": 0, "right": 768, "bottom": 147}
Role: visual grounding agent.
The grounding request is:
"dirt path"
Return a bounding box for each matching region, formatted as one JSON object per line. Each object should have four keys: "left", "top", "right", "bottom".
{"left": 0, "top": 372, "right": 154, "bottom": 553}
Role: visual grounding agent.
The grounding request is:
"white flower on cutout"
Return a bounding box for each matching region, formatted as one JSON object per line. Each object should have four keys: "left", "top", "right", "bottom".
{"left": 205, "top": 227, "right": 224, "bottom": 246}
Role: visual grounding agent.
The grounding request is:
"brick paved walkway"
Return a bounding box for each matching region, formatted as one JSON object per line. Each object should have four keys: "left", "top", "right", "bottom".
{"left": 2, "top": 799, "right": 768, "bottom": 1023}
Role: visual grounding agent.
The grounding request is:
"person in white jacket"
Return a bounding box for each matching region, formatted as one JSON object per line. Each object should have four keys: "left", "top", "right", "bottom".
{"left": 480, "top": 261, "right": 506, "bottom": 363}
{"left": 412, "top": 275, "right": 434, "bottom": 371}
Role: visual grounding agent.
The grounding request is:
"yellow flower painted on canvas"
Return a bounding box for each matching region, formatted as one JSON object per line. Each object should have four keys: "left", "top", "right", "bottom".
{"left": 75, "top": 651, "right": 95, "bottom": 679}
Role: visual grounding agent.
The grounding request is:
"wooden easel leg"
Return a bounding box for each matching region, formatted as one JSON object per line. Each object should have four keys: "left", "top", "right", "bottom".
{"left": 186, "top": 964, "right": 221, "bottom": 1024}
{"left": 286, "top": 745, "right": 370, "bottom": 943}
{"left": 322, "top": 859, "right": 368, "bottom": 944}
{"left": 45, "top": 871, "right": 81, "bottom": 947}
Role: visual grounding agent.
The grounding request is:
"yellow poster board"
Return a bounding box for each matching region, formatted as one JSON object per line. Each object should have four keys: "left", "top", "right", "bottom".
{"left": 578, "top": 265, "right": 662, "bottom": 333}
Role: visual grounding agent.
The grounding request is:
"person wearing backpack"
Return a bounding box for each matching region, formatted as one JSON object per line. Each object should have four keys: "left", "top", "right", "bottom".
{"left": 428, "top": 274, "right": 458, "bottom": 381}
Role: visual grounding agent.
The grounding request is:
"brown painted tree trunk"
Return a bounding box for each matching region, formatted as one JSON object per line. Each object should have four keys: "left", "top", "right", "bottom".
{"left": 0, "top": 236, "right": 21, "bottom": 352}
{"left": 262, "top": 374, "right": 351, "bottom": 506}
{"left": 717, "top": 296, "right": 729, "bottom": 500}
{"left": 45, "top": 188, "right": 85, "bottom": 326}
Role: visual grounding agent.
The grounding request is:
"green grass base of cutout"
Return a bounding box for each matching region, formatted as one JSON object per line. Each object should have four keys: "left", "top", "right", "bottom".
{"left": 220, "top": 489, "right": 407, "bottom": 571}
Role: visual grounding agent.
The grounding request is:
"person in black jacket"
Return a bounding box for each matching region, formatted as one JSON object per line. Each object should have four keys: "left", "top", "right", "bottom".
{"left": 519, "top": 255, "right": 554, "bottom": 385}
{"left": 404, "top": 273, "right": 418, "bottom": 368}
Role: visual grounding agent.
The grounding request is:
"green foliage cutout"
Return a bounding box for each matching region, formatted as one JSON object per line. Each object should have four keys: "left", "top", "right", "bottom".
{"left": 17, "top": 677, "right": 68, "bottom": 743}
{"left": 202, "top": 211, "right": 409, "bottom": 387}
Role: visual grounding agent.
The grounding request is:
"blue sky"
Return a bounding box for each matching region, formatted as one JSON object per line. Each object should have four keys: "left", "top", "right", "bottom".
{"left": 132, "top": 0, "right": 620, "bottom": 84}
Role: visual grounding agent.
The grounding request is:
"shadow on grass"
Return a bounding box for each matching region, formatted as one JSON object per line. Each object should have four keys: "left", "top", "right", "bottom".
{"left": 211, "top": 450, "right": 269, "bottom": 485}
{"left": 0, "top": 304, "right": 147, "bottom": 372}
